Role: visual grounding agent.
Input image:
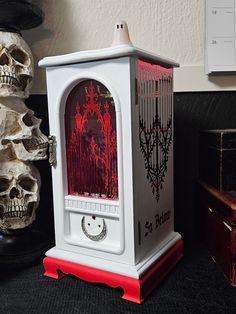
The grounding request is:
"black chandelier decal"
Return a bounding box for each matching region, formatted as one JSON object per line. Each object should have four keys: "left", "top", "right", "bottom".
{"left": 139, "top": 113, "right": 172, "bottom": 201}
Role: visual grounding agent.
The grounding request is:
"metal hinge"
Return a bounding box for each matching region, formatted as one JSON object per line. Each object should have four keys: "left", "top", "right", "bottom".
{"left": 48, "top": 135, "right": 57, "bottom": 167}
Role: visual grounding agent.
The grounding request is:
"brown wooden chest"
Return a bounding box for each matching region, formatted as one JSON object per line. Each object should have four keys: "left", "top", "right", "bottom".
{"left": 199, "top": 129, "right": 236, "bottom": 191}
{"left": 198, "top": 181, "right": 236, "bottom": 286}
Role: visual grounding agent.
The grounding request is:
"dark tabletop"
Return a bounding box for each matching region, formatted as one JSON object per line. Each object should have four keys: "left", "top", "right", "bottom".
{"left": 0, "top": 241, "right": 235, "bottom": 314}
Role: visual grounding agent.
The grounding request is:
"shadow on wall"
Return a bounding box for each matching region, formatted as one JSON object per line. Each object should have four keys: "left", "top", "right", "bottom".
{"left": 22, "top": 0, "right": 53, "bottom": 47}
{"left": 23, "top": 0, "right": 84, "bottom": 55}
{"left": 174, "top": 91, "right": 236, "bottom": 239}
{"left": 22, "top": 0, "right": 85, "bottom": 94}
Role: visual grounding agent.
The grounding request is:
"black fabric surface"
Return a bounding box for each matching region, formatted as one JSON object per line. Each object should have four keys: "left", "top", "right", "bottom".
{"left": 0, "top": 241, "right": 236, "bottom": 314}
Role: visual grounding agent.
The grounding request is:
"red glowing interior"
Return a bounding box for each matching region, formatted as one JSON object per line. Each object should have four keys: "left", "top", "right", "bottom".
{"left": 138, "top": 59, "right": 172, "bottom": 78}
{"left": 65, "top": 80, "right": 118, "bottom": 200}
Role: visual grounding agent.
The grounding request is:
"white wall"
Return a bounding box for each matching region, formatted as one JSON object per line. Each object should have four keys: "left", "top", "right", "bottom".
{"left": 23, "top": 0, "right": 236, "bottom": 93}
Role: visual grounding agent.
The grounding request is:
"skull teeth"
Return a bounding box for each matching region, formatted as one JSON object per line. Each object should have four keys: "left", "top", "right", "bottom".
{"left": 5, "top": 211, "right": 27, "bottom": 218}
{"left": 7, "top": 205, "right": 27, "bottom": 212}
{"left": 3, "top": 204, "right": 35, "bottom": 218}
{"left": 23, "top": 138, "right": 48, "bottom": 152}
{"left": 5, "top": 205, "right": 28, "bottom": 218}
{"left": 0, "top": 75, "right": 19, "bottom": 86}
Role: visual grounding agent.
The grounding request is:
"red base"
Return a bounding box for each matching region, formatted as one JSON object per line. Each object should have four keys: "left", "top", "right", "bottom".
{"left": 43, "top": 239, "right": 183, "bottom": 304}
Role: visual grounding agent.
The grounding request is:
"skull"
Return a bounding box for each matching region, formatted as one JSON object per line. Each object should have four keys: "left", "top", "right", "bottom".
{"left": 0, "top": 160, "right": 41, "bottom": 231}
{"left": 0, "top": 31, "right": 33, "bottom": 98}
{"left": 0, "top": 100, "right": 48, "bottom": 161}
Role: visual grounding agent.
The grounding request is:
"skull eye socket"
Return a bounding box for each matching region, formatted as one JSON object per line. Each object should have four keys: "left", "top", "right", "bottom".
{"left": 0, "top": 53, "right": 9, "bottom": 66}
{"left": 0, "top": 178, "right": 10, "bottom": 192}
{"left": 10, "top": 48, "right": 30, "bottom": 66}
{"left": 22, "top": 112, "right": 34, "bottom": 127}
{"left": 19, "top": 176, "right": 37, "bottom": 192}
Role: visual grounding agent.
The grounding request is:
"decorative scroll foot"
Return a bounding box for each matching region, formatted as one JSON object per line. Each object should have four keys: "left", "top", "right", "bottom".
{"left": 43, "top": 239, "right": 183, "bottom": 304}
{"left": 43, "top": 256, "right": 65, "bottom": 279}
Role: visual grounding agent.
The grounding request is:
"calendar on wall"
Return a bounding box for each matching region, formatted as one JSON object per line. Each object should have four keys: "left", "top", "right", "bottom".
{"left": 205, "top": 0, "right": 236, "bottom": 74}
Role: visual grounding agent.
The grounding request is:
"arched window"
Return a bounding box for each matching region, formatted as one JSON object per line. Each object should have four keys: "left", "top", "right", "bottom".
{"left": 65, "top": 80, "right": 118, "bottom": 200}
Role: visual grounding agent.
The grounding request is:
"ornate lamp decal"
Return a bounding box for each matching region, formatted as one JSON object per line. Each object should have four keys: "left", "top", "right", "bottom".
{"left": 138, "top": 60, "right": 173, "bottom": 201}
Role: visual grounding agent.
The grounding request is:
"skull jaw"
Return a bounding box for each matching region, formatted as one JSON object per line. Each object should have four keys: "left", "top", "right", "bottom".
{"left": 12, "top": 141, "right": 48, "bottom": 161}
{"left": 0, "top": 102, "right": 48, "bottom": 160}
{"left": 0, "top": 139, "right": 49, "bottom": 162}
{"left": 0, "top": 82, "right": 31, "bottom": 99}
{"left": 0, "top": 202, "right": 37, "bottom": 231}
{"left": 0, "top": 144, "right": 48, "bottom": 162}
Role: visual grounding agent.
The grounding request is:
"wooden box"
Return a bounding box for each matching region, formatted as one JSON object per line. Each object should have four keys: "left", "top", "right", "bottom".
{"left": 198, "top": 181, "right": 236, "bottom": 286}
{"left": 199, "top": 129, "right": 236, "bottom": 191}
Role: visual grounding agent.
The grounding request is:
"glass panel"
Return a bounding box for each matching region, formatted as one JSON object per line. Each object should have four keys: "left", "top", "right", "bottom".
{"left": 65, "top": 80, "right": 118, "bottom": 200}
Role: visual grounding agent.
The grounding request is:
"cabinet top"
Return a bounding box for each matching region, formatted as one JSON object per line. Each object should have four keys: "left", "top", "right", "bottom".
{"left": 38, "top": 44, "right": 179, "bottom": 69}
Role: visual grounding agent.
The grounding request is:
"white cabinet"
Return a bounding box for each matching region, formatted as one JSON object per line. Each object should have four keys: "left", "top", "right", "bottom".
{"left": 39, "top": 37, "right": 182, "bottom": 303}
